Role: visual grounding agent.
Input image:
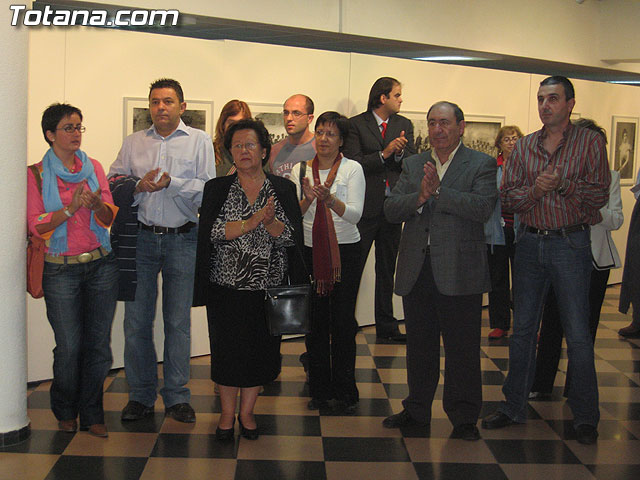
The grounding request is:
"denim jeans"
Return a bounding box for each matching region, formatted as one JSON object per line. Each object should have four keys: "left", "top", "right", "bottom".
{"left": 500, "top": 227, "right": 599, "bottom": 427}
{"left": 42, "top": 252, "right": 118, "bottom": 427}
{"left": 124, "top": 227, "right": 197, "bottom": 408}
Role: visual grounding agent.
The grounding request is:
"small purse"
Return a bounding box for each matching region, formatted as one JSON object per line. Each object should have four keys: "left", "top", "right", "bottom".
{"left": 27, "top": 165, "right": 45, "bottom": 299}
{"left": 265, "top": 283, "right": 312, "bottom": 335}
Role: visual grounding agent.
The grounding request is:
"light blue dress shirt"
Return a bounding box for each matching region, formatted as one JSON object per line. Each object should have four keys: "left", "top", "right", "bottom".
{"left": 109, "top": 120, "right": 215, "bottom": 227}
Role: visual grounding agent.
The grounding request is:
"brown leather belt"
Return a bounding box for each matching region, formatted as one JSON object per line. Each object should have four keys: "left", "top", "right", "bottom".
{"left": 525, "top": 223, "right": 588, "bottom": 236}
{"left": 45, "top": 246, "right": 108, "bottom": 264}
{"left": 140, "top": 222, "right": 195, "bottom": 234}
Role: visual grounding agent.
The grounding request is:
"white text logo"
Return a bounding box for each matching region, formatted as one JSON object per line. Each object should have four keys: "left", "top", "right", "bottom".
{"left": 9, "top": 5, "right": 179, "bottom": 27}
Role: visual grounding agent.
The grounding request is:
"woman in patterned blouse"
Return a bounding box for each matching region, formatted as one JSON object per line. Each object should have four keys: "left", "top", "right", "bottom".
{"left": 193, "top": 119, "right": 306, "bottom": 441}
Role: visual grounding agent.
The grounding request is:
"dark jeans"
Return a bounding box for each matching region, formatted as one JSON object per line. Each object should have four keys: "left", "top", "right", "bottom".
{"left": 42, "top": 252, "right": 118, "bottom": 426}
{"left": 487, "top": 226, "right": 515, "bottom": 330}
{"left": 355, "top": 215, "right": 402, "bottom": 337}
{"left": 531, "top": 268, "right": 610, "bottom": 395}
{"left": 500, "top": 228, "right": 599, "bottom": 427}
{"left": 304, "top": 242, "right": 361, "bottom": 404}
{"left": 402, "top": 255, "right": 483, "bottom": 427}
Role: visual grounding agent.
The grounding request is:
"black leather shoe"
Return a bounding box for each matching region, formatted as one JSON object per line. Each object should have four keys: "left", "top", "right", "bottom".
{"left": 215, "top": 418, "right": 235, "bottom": 441}
{"left": 575, "top": 424, "right": 598, "bottom": 445}
{"left": 481, "top": 411, "right": 514, "bottom": 430}
{"left": 451, "top": 423, "right": 480, "bottom": 441}
{"left": 165, "top": 403, "right": 196, "bottom": 423}
{"left": 121, "top": 401, "right": 154, "bottom": 421}
{"left": 238, "top": 416, "right": 259, "bottom": 440}
{"left": 382, "top": 409, "right": 428, "bottom": 428}
{"left": 618, "top": 324, "right": 640, "bottom": 338}
{"left": 377, "top": 332, "right": 407, "bottom": 343}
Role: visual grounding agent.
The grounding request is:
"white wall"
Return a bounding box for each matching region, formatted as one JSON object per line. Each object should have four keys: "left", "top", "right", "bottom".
{"left": 25, "top": 26, "right": 640, "bottom": 381}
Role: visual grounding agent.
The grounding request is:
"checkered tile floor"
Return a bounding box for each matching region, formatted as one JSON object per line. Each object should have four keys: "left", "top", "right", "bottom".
{"left": 2, "top": 285, "right": 640, "bottom": 479}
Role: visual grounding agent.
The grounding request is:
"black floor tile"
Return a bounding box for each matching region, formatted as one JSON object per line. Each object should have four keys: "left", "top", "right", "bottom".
{"left": 601, "top": 402, "right": 640, "bottom": 420}
{"left": 106, "top": 411, "right": 165, "bottom": 433}
{"left": 398, "top": 418, "right": 451, "bottom": 438}
{"left": 354, "top": 368, "right": 381, "bottom": 383}
{"left": 321, "top": 398, "right": 394, "bottom": 417}
{"left": 484, "top": 439, "right": 581, "bottom": 464}
{"left": 545, "top": 419, "right": 637, "bottom": 441}
{"left": 261, "top": 381, "right": 309, "bottom": 397}
{"left": 383, "top": 383, "right": 410, "bottom": 399}
{"left": 322, "top": 437, "right": 410, "bottom": 462}
{"left": 105, "top": 376, "right": 164, "bottom": 393}
{"left": 414, "top": 462, "right": 508, "bottom": 480}
{"left": 0, "top": 429, "right": 74, "bottom": 454}
{"left": 45, "top": 456, "right": 148, "bottom": 480}
{"left": 355, "top": 344, "right": 371, "bottom": 356}
{"left": 253, "top": 414, "right": 321, "bottom": 436}
{"left": 490, "top": 358, "right": 510, "bottom": 371}
{"left": 587, "top": 464, "right": 640, "bottom": 480}
{"left": 373, "top": 356, "right": 407, "bottom": 369}
{"left": 596, "top": 371, "right": 639, "bottom": 387}
{"left": 482, "top": 337, "right": 510, "bottom": 347}
{"left": 151, "top": 433, "right": 238, "bottom": 458}
{"left": 234, "top": 460, "right": 326, "bottom": 480}
{"left": 481, "top": 370, "right": 506, "bottom": 385}
{"left": 606, "top": 360, "right": 640, "bottom": 373}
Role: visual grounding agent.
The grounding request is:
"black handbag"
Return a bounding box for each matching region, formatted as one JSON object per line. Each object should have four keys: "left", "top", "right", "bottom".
{"left": 265, "top": 283, "right": 312, "bottom": 335}
{"left": 265, "top": 228, "right": 312, "bottom": 336}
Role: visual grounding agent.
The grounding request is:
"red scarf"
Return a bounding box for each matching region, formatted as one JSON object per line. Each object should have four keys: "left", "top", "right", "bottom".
{"left": 311, "top": 153, "right": 342, "bottom": 296}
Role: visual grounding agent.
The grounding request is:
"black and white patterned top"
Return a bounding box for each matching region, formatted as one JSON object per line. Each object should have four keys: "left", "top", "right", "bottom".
{"left": 209, "top": 177, "right": 294, "bottom": 290}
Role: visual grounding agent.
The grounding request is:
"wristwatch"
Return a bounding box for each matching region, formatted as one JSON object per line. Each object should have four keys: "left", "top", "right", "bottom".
{"left": 433, "top": 186, "right": 441, "bottom": 199}
{"left": 63, "top": 206, "right": 73, "bottom": 218}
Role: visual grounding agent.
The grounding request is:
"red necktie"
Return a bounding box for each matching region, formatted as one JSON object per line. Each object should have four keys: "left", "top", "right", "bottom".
{"left": 380, "top": 122, "right": 387, "bottom": 139}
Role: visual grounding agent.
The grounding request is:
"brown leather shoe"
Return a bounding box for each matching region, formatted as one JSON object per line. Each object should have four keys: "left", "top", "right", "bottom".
{"left": 58, "top": 419, "right": 77, "bottom": 432}
{"left": 87, "top": 424, "right": 108, "bottom": 438}
{"left": 618, "top": 324, "right": 640, "bottom": 338}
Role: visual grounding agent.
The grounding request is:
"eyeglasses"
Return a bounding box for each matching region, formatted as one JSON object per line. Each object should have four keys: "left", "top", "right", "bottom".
{"left": 57, "top": 125, "right": 86, "bottom": 133}
{"left": 315, "top": 130, "right": 340, "bottom": 139}
{"left": 231, "top": 142, "right": 259, "bottom": 151}
{"left": 501, "top": 136, "right": 519, "bottom": 144}
{"left": 282, "top": 110, "right": 308, "bottom": 119}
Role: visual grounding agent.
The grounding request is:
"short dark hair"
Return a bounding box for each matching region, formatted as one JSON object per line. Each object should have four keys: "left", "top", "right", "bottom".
{"left": 41, "top": 103, "right": 83, "bottom": 146}
{"left": 224, "top": 118, "right": 271, "bottom": 165}
{"left": 427, "top": 101, "right": 465, "bottom": 124}
{"left": 573, "top": 118, "right": 607, "bottom": 145}
{"left": 149, "top": 78, "right": 184, "bottom": 103}
{"left": 315, "top": 111, "right": 350, "bottom": 150}
{"left": 367, "top": 77, "right": 400, "bottom": 111}
{"left": 540, "top": 76, "right": 575, "bottom": 101}
{"left": 285, "top": 94, "right": 314, "bottom": 115}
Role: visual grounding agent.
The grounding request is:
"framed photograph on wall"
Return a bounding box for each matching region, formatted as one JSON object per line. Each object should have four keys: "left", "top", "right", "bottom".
{"left": 249, "top": 102, "right": 287, "bottom": 145}
{"left": 611, "top": 116, "right": 638, "bottom": 184}
{"left": 123, "top": 97, "right": 214, "bottom": 139}
{"left": 403, "top": 110, "right": 430, "bottom": 153}
{"left": 463, "top": 115, "right": 505, "bottom": 158}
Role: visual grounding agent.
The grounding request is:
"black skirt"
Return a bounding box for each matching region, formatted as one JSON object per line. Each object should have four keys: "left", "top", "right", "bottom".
{"left": 206, "top": 283, "right": 281, "bottom": 387}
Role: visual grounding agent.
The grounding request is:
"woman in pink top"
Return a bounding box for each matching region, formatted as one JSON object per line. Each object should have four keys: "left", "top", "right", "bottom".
{"left": 27, "top": 103, "right": 119, "bottom": 438}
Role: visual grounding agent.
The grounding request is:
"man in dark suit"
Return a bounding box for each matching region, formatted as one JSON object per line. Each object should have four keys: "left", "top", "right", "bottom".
{"left": 343, "top": 77, "right": 415, "bottom": 341}
{"left": 381, "top": 101, "right": 497, "bottom": 440}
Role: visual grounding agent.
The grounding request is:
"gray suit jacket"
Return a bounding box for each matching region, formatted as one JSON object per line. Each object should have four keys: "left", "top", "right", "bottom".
{"left": 385, "top": 144, "right": 497, "bottom": 296}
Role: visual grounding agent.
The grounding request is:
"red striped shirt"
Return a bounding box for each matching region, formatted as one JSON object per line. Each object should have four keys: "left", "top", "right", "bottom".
{"left": 500, "top": 124, "right": 610, "bottom": 229}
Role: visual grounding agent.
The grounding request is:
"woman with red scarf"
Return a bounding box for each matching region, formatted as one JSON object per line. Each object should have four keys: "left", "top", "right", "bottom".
{"left": 289, "top": 112, "right": 366, "bottom": 413}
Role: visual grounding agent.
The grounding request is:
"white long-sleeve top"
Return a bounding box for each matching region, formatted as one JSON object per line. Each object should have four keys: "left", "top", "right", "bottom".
{"left": 289, "top": 156, "right": 365, "bottom": 247}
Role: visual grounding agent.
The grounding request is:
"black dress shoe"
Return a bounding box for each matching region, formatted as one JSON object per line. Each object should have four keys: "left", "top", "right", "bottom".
{"left": 121, "top": 401, "right": 154, "bottom": 421}
{"left": 451, "top": 423, "right": 480, "bottom": 441}
{"left": 575, "top": 424, "right": 598, "bottom": 445}
{"left": 481, "top": 411, "right": 514, "bottom": 430}
{"left": 376, "top": 332, "right": 407, "bottom": 343}
{"left": 382, "top": 409, "right": 428, "bottom": 428}
{"left": 215, "top": 418, "right": 235, "bottom": 441}
{"left": 165, "top": 403, "right": 196, "bottom": 423}
{"left": 238, "top": 416, "right": 259, "bottom": 440}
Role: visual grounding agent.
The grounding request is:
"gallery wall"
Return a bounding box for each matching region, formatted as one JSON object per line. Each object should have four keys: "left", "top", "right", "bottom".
{"left": 25, "top": 26, "right": 640, "bottom": 381}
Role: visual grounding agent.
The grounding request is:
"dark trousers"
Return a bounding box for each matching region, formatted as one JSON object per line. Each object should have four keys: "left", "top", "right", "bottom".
{"left": 402, "top": 255, "right": 483, "bottom": 427}
{"left": 304, "top": 242, "right": 362, "bottom": 404}
{"left": 487, "top": 226, "right": 515, "bottom": 330}
{"left": 355, "top": 214, "right": 402, "bottom": 336}
{"left": 531, "top": 268, "right": 610, "bottom": 395}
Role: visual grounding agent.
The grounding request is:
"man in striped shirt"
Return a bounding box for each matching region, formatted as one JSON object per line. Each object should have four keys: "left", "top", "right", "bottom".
{"left": 482, "top": 76, "right": 610, "bottom": 445}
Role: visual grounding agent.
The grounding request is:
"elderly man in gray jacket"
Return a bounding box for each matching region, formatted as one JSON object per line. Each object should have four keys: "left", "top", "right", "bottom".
{"left": 382, "top": 101, "right": 497, "bottom": 441}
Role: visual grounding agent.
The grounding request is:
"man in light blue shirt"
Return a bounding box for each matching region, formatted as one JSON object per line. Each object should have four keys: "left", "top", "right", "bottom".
{"left": 109, "top": 78, "right": 215, "bottom": 423}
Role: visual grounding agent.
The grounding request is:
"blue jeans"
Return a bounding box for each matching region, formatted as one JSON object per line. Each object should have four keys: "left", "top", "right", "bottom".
{"left": 500, "top": 227, "right": 599, "bottom": 427}
{"left": 42, "top": 252, "right": 118, "bottom": 427}
{"left": 124, "top": 227, "right": 197, "bottom": 407}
